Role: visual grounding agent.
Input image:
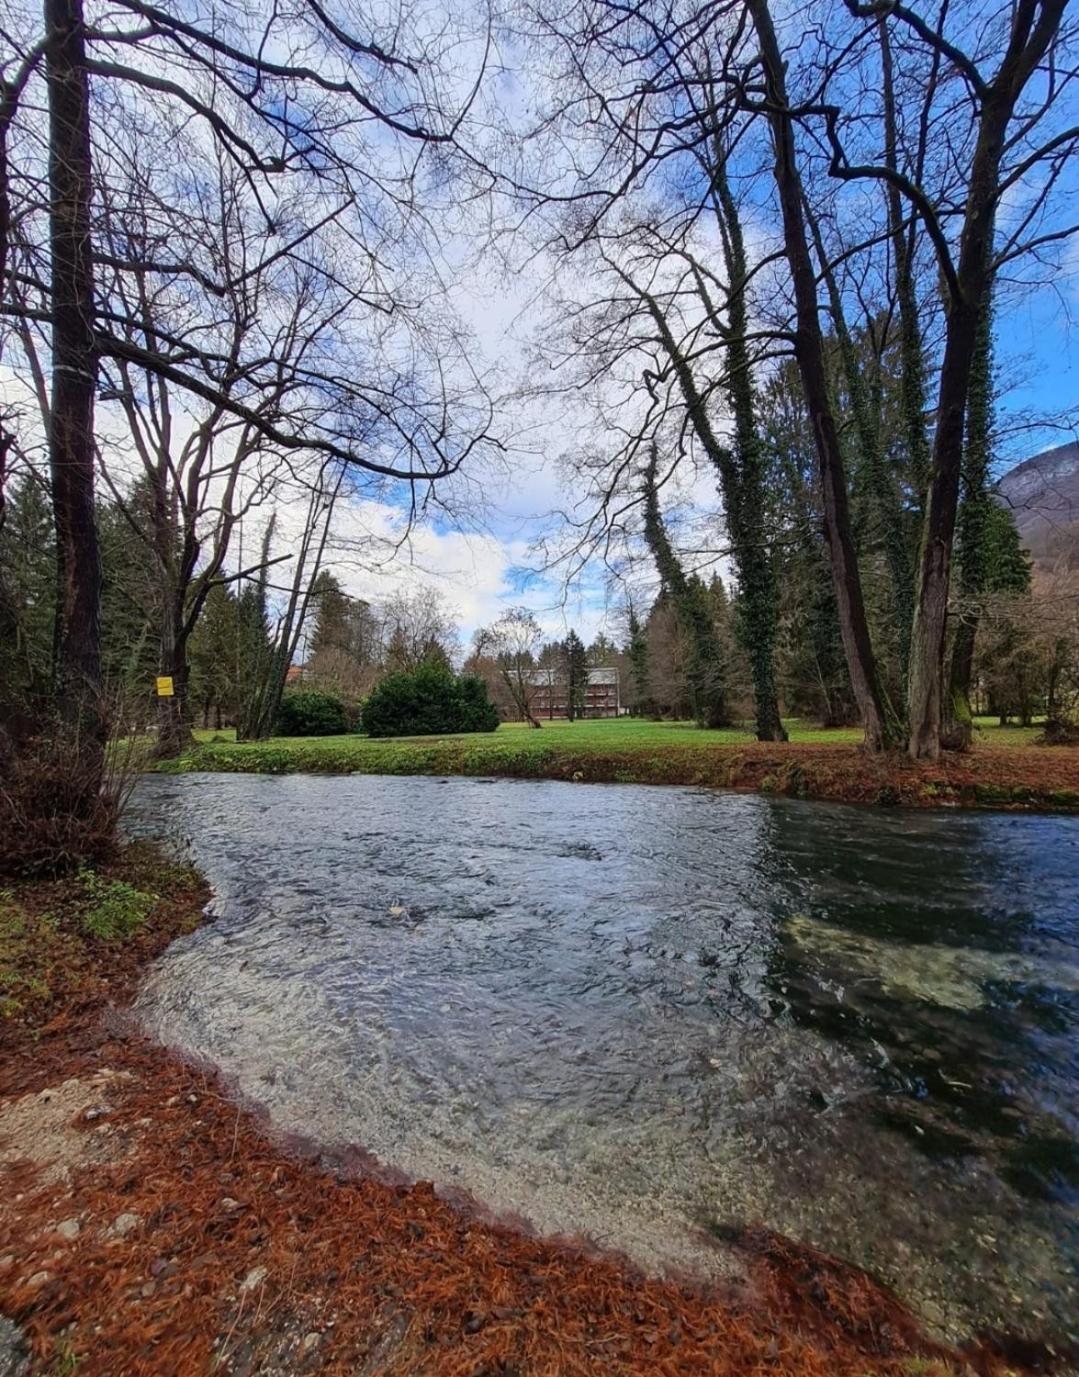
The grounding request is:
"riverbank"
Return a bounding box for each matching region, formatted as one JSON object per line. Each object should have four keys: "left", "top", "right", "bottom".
{"left": 155, "top": 718, "right": 1079, "bottom": 812}
{"left": 0, "top": 844, "right": 1029, "bottom": 1376}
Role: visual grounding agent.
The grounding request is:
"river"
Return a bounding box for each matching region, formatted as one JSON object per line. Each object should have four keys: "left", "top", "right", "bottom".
{"left": 126, "top": 773, "right": 1079, "bottom": 1347}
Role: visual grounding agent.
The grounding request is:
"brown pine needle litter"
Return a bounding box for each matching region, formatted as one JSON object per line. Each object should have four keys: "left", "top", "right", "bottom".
{"left": 0, "top": 844, "right": 1058, "bottom": 1376}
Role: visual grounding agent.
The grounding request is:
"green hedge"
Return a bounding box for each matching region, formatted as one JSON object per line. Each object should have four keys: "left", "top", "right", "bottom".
{"left": 360, "top": 662, "right": 499, "bottom": 738}
{"left": 275, "top": 690, "right": 350, "bottom": 737}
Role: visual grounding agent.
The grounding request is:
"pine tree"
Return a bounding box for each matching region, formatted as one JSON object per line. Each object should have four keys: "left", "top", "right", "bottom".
{"left": 641, "top": 447, "right": 729, "bottom": 727}
{"left": 984, "top": 503, "right": 1032, "bottom": 596}
{"left": 626, "top": 607, "right": 650, "bottom": 716}
{"left": 234, "top": 520, "right": 277, "bottom": 740}
{"left": 563, "top": 629, "right": 588, "bottom": 720}
{"left": 309, "top": 572, "right": 353, "bottom": 658}
{"left": 188, "top": 583, "right": 241, "bottom": 729}
{"left": 97, "top": 494, "right": 159, "bottom": 697}
{"left": 0, "top": 475, "right": 55, "bottom": 720}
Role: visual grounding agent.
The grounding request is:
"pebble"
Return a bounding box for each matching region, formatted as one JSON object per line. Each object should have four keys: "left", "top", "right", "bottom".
{"left": 56, "top": 1219, "right": 80, "bottom": 1241}
{"left": 220, "top": 1198, "right": 242, "bottom": 1213}
{"left": 110, "top": 1213, "right": 140, "bottom": 1238}
{"left": 239, "top": 1266, "right": 267, "bottom": 1294}
{"left": 301, "top": 1333, "right": 321, "bottom": 1353}
{"left": 26, "top": 1273, "right": 50, "bottom": 1289}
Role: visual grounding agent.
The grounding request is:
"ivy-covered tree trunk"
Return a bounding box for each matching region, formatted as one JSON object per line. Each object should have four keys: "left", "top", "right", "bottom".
{"left": 747, "top": 0, "right": 897, "bottom": 753}
{"left": 806, "top": 202, "right": 913, "bottom": 688}
{"left": 905, "top": 0, "right": 1065, "bottom": 762}
{"left": 907, "top": 288, "right": 987, "bottom": 761}
{"left": 710, "top": 148, "right": 787, "bottom": 742}
{"left": 945, "top": 301, "right": 994, "bottom": 750}
{"left": 642, "top": 448, "right": 729, "bottom": 729}
{"left": 45, "top": 0, "right": 103, "bottom": 755}
{"left": 879, "top": 16, "right": 933, "bottom": 511}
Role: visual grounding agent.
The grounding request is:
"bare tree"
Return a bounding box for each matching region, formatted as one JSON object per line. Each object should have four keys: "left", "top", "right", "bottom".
{"left": 92, "top": 136, "right": 420, "bottom": 754}
{"left": 2, "top": 0, "right": 498, "bottom": 777}
{"left": 237, "top": 461, "right": 346, "bottom": 741}
{"left": 642, "top": 445, "right": 729, "bottom": 728}
{"left": 473, "top": 607, "right": 544, "bottom": 727}
{"left": 520, "top": 0, "right": 1078, "bottom": 756}
{"left": 818, "top": 0, "right": 1076, "bottom": 758}
{"left": 382, "top": 587, "right": 461, "bottom": 672}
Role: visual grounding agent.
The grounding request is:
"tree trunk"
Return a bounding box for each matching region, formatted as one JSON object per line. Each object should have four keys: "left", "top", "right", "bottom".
{"left": 710, "top": 150, "right": 787, "bottom": 742}
{"left": 45, "top": 0, "right": 103, "bottom": 754}
{"left": 945, "top": 301, "right": 994, "bottom": 749}
{"left": 906, "top": 0, "right": 1066, "bottom": 759}
{"left": 153, "top": 614, "right": 195, "bottom": 759}
{"left": 747, "top": 0, "right": 896, "bottom": 752}
{"left": 907, "top": 290, "right": 983, "bottom": 760}
{"left": 642, "top": 448, "right": 730, "bottom": 729}
{"left": 806, "top": 201, "right": 913, "bottom": 687}
{"left": 879, "top": 16, "right": 933, "bottom": 510}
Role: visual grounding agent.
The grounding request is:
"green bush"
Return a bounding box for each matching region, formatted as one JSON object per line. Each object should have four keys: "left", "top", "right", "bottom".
{"left": 275, "top": 690, "right": 350, "bottom": 737}
{"left": 79, "top": 870, "right": 156, "bottom": 940}
{"left": 360, "top": 661, "right": 500, "bottom": 738}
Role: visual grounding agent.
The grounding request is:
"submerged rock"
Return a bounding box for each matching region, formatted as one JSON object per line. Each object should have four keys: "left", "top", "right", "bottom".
{"left": 0, "top": 1318, "right": 29, "bottom": 1377}
{"left": 786, "top": 913, "right": 1079, "bottom": 1011}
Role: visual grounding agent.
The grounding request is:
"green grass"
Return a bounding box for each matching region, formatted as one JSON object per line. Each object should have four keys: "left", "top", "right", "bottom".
{"left": 187, "top": 714, "right": 1044, "bottom": 753}
{"left": 153, "top": 713, "right": 1078, "bottom": 810}
{"left": 160, "top": 713, "right": 1053, "bottom": 782}
{"left": 181, "top": 715, "right": 855, "bottom": 764}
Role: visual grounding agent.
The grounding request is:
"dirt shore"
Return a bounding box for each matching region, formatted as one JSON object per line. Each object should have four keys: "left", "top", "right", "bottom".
{"left": 160, "top": 736, "right": 1079, "bottom": 813}
{"left": 0, "top": 846, "right": 1054, "bottom": 1376}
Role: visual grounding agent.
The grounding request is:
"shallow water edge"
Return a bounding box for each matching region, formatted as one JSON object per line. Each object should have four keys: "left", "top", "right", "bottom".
{"left": 128, "top": 772, "right": 1079, "bottom": 1349}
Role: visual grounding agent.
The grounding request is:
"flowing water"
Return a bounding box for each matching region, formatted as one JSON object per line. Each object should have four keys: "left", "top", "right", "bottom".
{"left": 127, "top": 773, "right": 1079, "bottom": 1346}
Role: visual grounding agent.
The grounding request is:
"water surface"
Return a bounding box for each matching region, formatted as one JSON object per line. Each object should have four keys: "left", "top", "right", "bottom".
{"left": 128, "top": 773, "right": 1079, "bottom": 1344}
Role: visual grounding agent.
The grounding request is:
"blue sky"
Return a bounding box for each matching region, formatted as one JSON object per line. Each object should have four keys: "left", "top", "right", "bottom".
{"left": 997, "top": 278, "right": 1079, "bottom": 470}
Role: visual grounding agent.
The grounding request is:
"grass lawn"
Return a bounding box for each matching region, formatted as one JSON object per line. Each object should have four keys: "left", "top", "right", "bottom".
{"left": 161, "top": 712, "right": 1076, "bottom": 811}
{"left": 187, "top": 713, "right": 1044, "bottom": 754}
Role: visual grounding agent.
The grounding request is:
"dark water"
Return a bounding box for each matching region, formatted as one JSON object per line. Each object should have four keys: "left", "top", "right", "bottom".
{"left": 127, "top": 773, "right": 1079, "bottom": 1344}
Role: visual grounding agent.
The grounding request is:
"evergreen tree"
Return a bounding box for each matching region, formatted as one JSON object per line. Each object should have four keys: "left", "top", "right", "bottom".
{"left": 586, "top": 633, "right": 618, "bottom": 664}
{"left": 234, "top": 521, "right": 277, "bottom": 740}
{"left": 97, "top": 494, "right": 159, "bottom": 698}
{"left": 563, "top": 628, "right": 589, "bottom": 720}
{"left": 309, "top": 572, "right": 353, "bottom": 658}
{"left": 188, "top": 582, "right": 242, "bottom": 729}
{"left": 641, "top": 447, "right": 729, "bottom": 728}
{"left": 984, "top": 503, "right": 1032, "bottom": 595}
{"left": 0, "top": 475, "right": 55, "bottom": 722}
{"left": 626, "top": 607, "right": 651, "bottom": 716}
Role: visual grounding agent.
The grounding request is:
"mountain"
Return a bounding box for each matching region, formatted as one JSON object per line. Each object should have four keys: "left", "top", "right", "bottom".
{"left": 997, "top": 441, "right": 1079, "bottom": 565}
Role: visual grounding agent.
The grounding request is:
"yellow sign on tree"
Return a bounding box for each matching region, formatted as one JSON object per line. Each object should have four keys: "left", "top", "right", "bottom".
{"left": 155, "top": 676, "right": 175, "bottom": 698}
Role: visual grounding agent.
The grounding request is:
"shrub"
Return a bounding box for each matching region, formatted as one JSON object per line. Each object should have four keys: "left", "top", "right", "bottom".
{"left": 1036, "top": 718, "right": 1079, "bottom": 746}
{"left": 361, "top": 662, "right": 500, "bottom": 738}
{"left": 275, "top": 690, "right": 350, "bottom": 737}
{"left": 0, "top": 733, "right": 121, "bottom": 877}
{"left": 79, "top": 870, "right": 157, "bottom": 940}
